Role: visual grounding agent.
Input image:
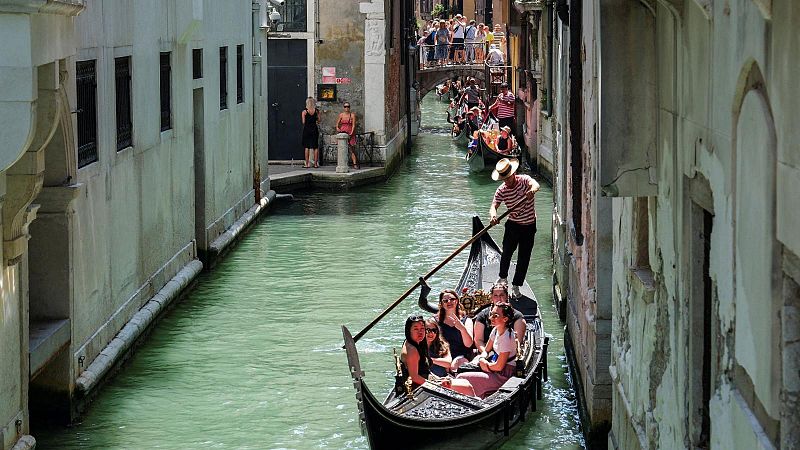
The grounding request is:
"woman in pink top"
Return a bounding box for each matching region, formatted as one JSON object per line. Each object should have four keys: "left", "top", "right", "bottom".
{"left": 335, "top": 102, "right": 359, "bottom": 169}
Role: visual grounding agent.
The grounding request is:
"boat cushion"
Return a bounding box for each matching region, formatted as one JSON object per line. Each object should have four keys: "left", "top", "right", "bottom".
{"left": 498, "top": 376, "right": 524, "bottom": 393}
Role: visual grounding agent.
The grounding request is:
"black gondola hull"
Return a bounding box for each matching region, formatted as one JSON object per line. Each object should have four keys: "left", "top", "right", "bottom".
{"left": 343, "top": 217, "right": 546, "bottom": 450}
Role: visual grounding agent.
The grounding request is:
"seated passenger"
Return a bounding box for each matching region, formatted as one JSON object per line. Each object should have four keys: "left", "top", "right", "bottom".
{"left": 473, "top": 283, "right": 526, "bottom": 354}
{"left": 467, "top": 131, "right": 480, "bottom": 156}
{"left": 425, "top": 319, "right": 452, "bottom": 377}
{"left": 446, "top": 111, "right": 466, "bottom": 136}
{"left": 400, "top": 314, "right": 439, "bottom": 388}
{"left": 494, "top": 126, "right": 516, "bottom": 154}
{"left": 451, "top": 302, "right": 518, "bottom": 398}
{"left": 435, "top": 289, "right": 474, "bottom": 372}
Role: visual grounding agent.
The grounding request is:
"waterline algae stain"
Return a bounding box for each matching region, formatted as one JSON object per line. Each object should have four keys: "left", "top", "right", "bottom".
{"left": 36, "top": 96, "right": 583, "bottom": 449}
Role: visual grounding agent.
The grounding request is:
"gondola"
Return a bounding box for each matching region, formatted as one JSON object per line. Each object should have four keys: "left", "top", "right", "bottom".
{"left": 466, "top": 144, "right": 485, "bottom": 172}
{"left": 342, "top": 217, "right": 548, "bottom": 450}
{"left": 477, "top": 130, "right": 521, "bottom": 165}
{"left": 447, "top": 108, "right": 470, "bottom": 146}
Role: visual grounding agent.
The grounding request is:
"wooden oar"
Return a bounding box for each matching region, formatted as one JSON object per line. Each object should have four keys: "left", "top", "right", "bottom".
{"left": 349, "top": 195, "right": 528, "bottom": 344}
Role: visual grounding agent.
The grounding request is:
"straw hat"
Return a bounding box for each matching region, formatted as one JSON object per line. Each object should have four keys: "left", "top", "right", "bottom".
{"left": 500, "top": 126, "right": 511, "bottom": 133}
{"left": 492, "top": 158, "right": 519, "bottom": 181}
{"left": 470, "top": 106, "right": 481, "bottom": 113}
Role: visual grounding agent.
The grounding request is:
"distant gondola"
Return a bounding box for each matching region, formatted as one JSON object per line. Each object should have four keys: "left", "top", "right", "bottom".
{"left": 342, "top": 217, "right": 548, "bottom": 450}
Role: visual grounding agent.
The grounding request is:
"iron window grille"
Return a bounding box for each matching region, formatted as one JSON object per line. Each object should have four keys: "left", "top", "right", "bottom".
{"left": 277, "top": 0, "right": 307, "bottom": 32}
{"left": 220, "top": 47, "right": 228, "bottom": 110}
{"left": 192, "top": 48, "right": 203, "bottom": 79}
{"left": 236, "top": 44, "right": 244, "bottom": 104}
{"left": 160, "top": 52, "right": 172, "bottom": 131}
{"left": 115, "top": 56, "right": 133, "bottom": 151}
{"left": 76, "top": 60, "right": 98, "bottom": 168}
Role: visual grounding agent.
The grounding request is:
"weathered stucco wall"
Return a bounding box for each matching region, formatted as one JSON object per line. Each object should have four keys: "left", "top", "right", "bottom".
{"left": 608, "top": 1, "right": 800, "bottom": 449}
{"left": 316, "top": 0, "right": 365, "bottom": 135}
{"left": 64, "top": 0, "right": 256, "bottom": 388}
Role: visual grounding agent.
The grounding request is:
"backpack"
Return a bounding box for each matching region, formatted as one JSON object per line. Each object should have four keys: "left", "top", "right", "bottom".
{"left": 466, "top": 26, "right": 477, "bottom": 40}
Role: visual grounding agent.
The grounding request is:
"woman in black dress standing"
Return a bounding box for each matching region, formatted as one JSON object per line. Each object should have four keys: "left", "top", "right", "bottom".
{"left": 301, "top": 97, "right": 320, "bottom": 168}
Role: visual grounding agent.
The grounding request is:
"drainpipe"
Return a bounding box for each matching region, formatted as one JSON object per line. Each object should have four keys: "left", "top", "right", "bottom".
{"left": 252, "top": 1, "right": 263, "bottom": 202}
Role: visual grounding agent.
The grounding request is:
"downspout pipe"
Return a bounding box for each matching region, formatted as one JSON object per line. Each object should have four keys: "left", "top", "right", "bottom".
{"left": 252, "top": 1, "right": 264, "bottom": 202}
{"left": 404, "top": 0, "right": 414, "bottom": 154}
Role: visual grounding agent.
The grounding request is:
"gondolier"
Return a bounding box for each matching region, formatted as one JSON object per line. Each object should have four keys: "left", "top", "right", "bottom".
{"left": 489, "top": 158, "right": 540, "bottom": 299}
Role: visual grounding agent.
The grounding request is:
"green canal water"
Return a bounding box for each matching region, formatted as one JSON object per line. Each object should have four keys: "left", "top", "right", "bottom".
{"left": 37, "top": 96, "right": 584, "bottom": 449}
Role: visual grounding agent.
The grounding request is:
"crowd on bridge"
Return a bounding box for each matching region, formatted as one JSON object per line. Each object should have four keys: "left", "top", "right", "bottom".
{"left": 416, "top": 14, "right": 508, "bottom": 69}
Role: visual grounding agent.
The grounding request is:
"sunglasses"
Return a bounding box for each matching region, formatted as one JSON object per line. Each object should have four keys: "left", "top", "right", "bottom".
{"left": 343, "top": 105, "right": 351, "bottom": 108}
{"left": 442, "top": 297, "right": 458, "bottom": 303}
{"left": 425, "top": 328, "right": 438, "bottom": 334}
{"left": 409, "top": 315, "right": 424, "bottom": 322}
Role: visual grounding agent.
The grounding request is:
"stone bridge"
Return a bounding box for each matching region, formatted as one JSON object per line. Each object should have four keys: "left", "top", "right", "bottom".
{"left": 415, "top": 64, "right": 486, "bottom": 100}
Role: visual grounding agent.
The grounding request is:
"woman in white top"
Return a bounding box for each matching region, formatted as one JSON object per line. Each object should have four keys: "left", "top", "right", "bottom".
{"left": 441, "top": 302, "right": 518, "bottom": 398}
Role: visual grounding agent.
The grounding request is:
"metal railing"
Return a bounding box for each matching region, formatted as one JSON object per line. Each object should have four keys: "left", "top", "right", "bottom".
{"left": 415, "top": 42, "right": 508, "bottom": 70}
{"left": 321, "top": 132, "right": 377, "bottom": 167}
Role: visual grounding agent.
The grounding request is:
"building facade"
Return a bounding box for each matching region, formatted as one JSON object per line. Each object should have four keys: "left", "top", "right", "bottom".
{"left": 0, "top": 1, "right": 273, "bottom": 448}
{"left": 515, "top": 0, "right": 799, "bottom": 448}
{"left": 266, "top": 0, "right": 412, "bottom": 171}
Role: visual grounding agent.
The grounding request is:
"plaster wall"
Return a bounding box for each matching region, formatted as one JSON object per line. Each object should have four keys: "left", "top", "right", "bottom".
{"left": 608, "top": 0, "right": 799, "bottom": 448}
{"left": 316, "top": 0, "right": 365, "bottom": 136}
{"left": 62, "top": 0, "right": 256, "bottom": 390}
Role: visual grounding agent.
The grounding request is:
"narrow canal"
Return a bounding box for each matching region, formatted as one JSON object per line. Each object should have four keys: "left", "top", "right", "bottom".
{"left": 37, "top": 96, "right": 584, "bottom": 449}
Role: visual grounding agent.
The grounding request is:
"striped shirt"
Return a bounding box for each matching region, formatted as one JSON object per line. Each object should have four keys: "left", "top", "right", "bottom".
{"left": 496, "top": 92, "right": 515, "bottom": 119}
{"left": 493, "top": 175, "right": 537, "bottom": 224}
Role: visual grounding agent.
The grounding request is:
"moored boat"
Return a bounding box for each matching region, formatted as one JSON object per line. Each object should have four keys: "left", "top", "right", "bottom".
{"left": 342, "top": 217, "right": 548, "bottom": 450}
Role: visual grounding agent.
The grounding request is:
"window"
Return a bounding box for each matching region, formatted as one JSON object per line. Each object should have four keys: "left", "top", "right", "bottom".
{"left": 76, "top": 60, "right": 98, "bottom": 168}
{"left": 115, "top": 56, "right": 133, "bottom": 150}
{"left": 219, "top": 47, "right": 228, "bottom": 110}
{"left": 193, "top": 48, "right": 203, "bottom": 79}
{"left": 277, "top": 0, "right": 307, "bottom": 32}
{"left": 160, "top": 52, "right": 172, "bottom": 131}
{"left": 236, "top": 44, "right": 244, "bottom": 104}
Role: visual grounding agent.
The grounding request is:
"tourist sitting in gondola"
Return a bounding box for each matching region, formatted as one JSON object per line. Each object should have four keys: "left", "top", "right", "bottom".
{"left": 473, "top": 283, "right": 526, "bottom": 355}
{"left": 436, "top": 289, "right": 474, "bottom": 372}
{"left": 465, "top": 110, "right": 481, "bottom": 136}
{"left": 400, "top": 315, "right": 441, "bottom": 388}
{"left": 467, "top": 130, "right": 480, "bottom": 157}
{"left": 425, "top": 318, "right": 452, "bottom": 377}
{"left": 494, "top": 126, "right": 516, "bottom": 155}
{"left": 445, "top": 302, "right": 518, "bottom": 398}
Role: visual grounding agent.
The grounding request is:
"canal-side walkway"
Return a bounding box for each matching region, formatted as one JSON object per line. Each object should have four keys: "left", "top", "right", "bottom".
{"left": 268, "top": 162, "right": 386, "bottom": 191}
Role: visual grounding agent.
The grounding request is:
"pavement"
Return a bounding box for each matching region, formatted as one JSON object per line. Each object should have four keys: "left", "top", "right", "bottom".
{"left": 267, "top": 162, "right": 386, "bottom": 191}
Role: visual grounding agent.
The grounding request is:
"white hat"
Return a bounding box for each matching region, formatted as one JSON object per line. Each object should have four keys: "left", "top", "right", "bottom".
{"left": 492, "top": 158, "right": 519, "bottom": 181}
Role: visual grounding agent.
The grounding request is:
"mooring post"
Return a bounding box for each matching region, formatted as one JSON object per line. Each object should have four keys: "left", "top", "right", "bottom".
{"left": 336, "top": 132, "right": 350, "bottom": 173}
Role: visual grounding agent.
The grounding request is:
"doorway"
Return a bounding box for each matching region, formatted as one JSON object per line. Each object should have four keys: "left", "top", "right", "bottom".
{"left": 267, "top": 39, "right": 308, "bottom": 161}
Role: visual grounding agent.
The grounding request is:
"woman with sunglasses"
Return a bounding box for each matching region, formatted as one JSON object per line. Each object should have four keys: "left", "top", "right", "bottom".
{"left": 446, "top": 303, "right": 518, "bottom": 398}
{"left": 424, "top": 319, "right": 452, "bottom": 377}
{"left": 335, "top": 102, "right": 359, "bottom": 169}
{"left": 436, "top": 289, "right": 474, "bottom": 372}
{"left": 400, "top": 314, "right": 437, "bottom": 388}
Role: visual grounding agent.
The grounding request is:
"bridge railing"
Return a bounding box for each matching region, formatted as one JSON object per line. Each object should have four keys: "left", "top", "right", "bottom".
{"left": 416, "top": 43, "right": 505, "bottom": 70}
